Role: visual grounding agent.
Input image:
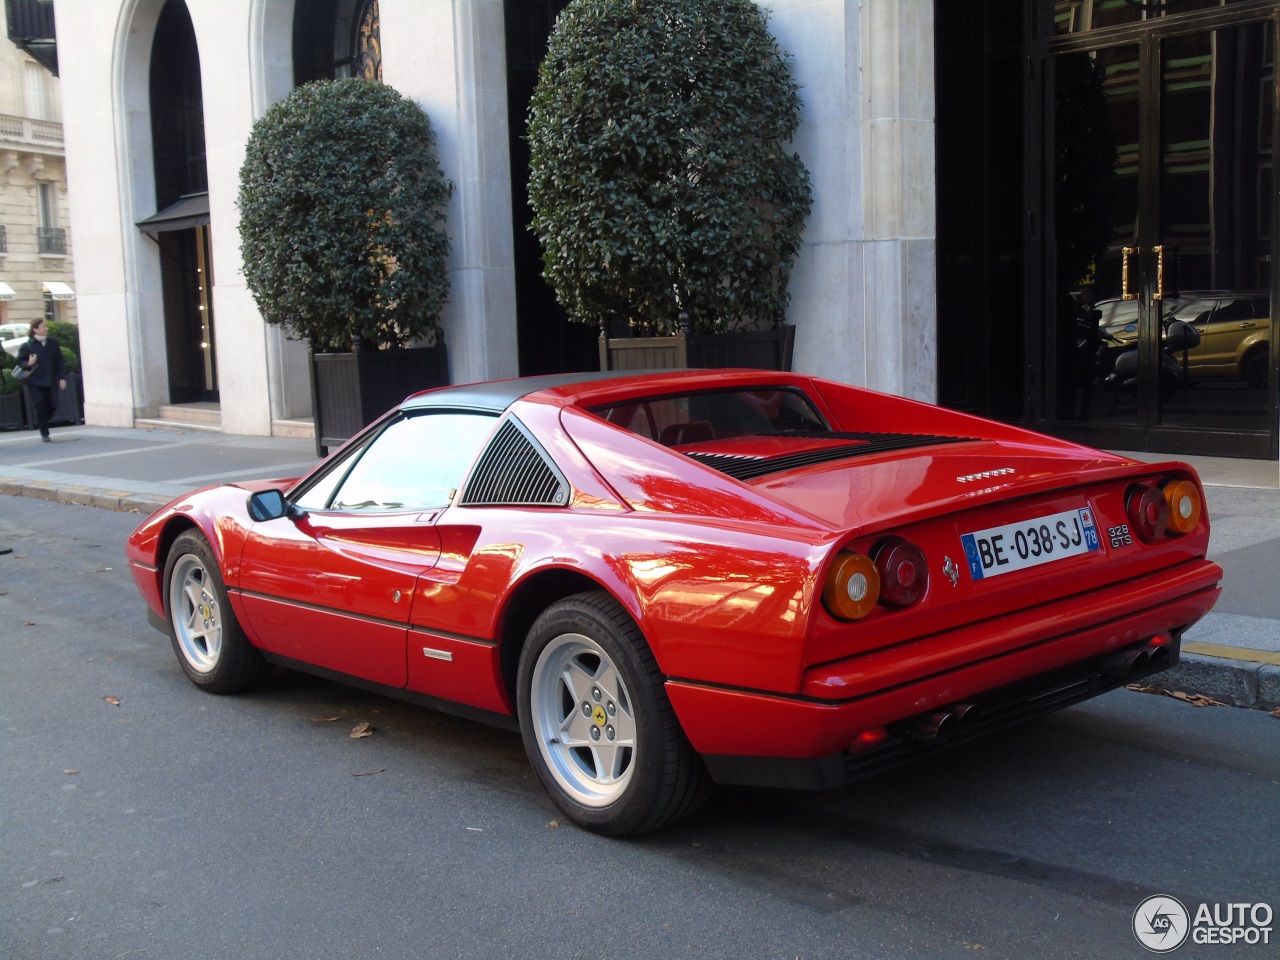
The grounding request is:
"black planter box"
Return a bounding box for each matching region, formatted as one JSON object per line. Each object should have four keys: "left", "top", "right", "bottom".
{"left": 0, "top": 391, "right": 24, "bottom": 430}
{"left": 22, "top": 372, "right": 83, "bottom": 428}
{"left": 312, "top": 343, "right": 449, "bottom": 456}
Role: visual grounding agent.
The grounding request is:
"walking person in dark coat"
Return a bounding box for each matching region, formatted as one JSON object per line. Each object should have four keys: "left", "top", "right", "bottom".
{"left": 16, "top": 319, "right": 68, "bottom": 442}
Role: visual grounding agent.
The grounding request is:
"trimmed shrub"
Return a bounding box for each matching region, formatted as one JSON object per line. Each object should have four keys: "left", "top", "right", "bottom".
{"left": 527, "top": 0, "right": 812, "bottom": 335}
{"left": 238, "top": 79, "right": 452, "bottom": 351}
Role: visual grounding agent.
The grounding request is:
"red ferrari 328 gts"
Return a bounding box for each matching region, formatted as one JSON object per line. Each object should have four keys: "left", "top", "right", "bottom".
{"left": 127, "top": 370, "right": 1222, "bottom": 834}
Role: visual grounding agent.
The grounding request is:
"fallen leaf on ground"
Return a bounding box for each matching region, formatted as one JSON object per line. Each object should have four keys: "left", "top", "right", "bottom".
{"left": 351, "top": 768, "right": 385, "bottom": 777}
{"left": 24, "top": 620, "right": 35, "bottom": 627}
{"left": 349, "top": 722, "right": 374, "bottom": 739}
{"left": 309, "top": 716, "right": 341, "bottom": 723}
{"left": 545, "top": 818, "right": 565, "bottom": 828}
{"left": 1128, "top": 683, "right": 1225, "bottom": 707}
{"left": 1270, "top": 707, "right": 1280, "bottom": 719}
{"left": 63, "top": 769, "right": 78, "bottom": 775}
{"left": 102, "top": 695, "right": 120, "bottom": 706}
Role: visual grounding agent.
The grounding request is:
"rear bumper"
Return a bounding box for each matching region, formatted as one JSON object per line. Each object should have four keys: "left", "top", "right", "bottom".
{"left": 697, "top": 633, "right": 1182, "bottom": 790}
{"left": 666, "top": 559, "right": 1221, "bottom": 788}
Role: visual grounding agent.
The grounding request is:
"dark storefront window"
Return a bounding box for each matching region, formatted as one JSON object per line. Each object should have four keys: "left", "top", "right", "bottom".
{"left": 937, "top": 0, "right": 1279, "bottom": 459}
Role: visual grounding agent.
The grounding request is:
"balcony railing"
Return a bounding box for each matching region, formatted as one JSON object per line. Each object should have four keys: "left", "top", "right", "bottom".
{"left": 0, "top": 225, "right": 7, "bottom": 254}
{"left": 0, "top": 113, "right": 63, "bottom": 147}
{"left": 36, "top": 226, "right": 65, "bottom": 254}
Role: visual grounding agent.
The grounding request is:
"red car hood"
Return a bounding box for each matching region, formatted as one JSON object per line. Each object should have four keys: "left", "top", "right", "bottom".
{"left": 748, "top": 439, "right": 1150, "bottom": 532}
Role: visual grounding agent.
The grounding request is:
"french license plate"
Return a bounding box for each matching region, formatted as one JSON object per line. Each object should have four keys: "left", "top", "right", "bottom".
{"left": 960, "top": 507, "right": 1101, "bottom": 581}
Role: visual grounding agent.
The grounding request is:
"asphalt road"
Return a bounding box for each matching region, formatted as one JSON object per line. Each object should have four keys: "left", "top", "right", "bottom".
{"left": 2, "top": 496, "right": 1277, "bottom": 960}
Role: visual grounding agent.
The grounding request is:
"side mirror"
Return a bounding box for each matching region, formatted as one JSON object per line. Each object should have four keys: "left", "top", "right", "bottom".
{"left": 247, "top": 489, "right": 299, "bottom": 522}
{"left": 1164, "top": 319, "right": 1201, "bottom": 352}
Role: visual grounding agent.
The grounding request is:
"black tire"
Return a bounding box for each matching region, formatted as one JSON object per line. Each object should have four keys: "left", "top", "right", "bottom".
{"left": 516, "top": 591, "right": 710, "bottom": 836}
{"left": 1242, "top": 348, "right": 1268, "bottom": 390}
{"left": 163, "top": 529, "right": 270, "bottom": 694}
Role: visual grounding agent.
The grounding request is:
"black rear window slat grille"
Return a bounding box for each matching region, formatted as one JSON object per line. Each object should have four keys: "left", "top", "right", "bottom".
{"left": 460, "top": 419, "right": 568, "bottom": 506}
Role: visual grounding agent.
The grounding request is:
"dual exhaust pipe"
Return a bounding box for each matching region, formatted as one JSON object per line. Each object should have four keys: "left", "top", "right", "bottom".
{"left": 901, "top": 639, "right": 1174, "bottom": 745}
{"left": 904, "top": 701, "right": 978, "bottom": 745}
{"left": 1098, "top": 638, "right": 1173, "bottom": 679}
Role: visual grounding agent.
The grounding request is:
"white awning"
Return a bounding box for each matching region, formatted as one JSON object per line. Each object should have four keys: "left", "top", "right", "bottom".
{"left": 0, "top": 282, "right": 14, "bottom": 301}
{"left": 43, "top": 280, "right": 74, "bottom": 300}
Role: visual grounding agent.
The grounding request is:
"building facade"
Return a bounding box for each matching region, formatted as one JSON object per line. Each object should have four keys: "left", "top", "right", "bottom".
{"left": 0, "top": 19, "right": 75, "bottom": 337}
{"left": 51, "top": 0, "right": 934, "bottom": 437}
{"left": 49, "top": 0, "right": 1280, "bottom": 459}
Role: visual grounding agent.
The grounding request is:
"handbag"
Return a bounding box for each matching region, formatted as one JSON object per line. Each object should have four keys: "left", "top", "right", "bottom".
{"left": 11, "top": 362, "right": 32, "bottom": 383}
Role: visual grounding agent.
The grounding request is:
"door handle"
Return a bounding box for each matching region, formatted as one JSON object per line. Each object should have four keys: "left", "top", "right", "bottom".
{"left": 1154, "top": 244, "right": 1179, "bottom": 301}
{"left": 1122, "top": 246, "right": 1138, "bottom": 300}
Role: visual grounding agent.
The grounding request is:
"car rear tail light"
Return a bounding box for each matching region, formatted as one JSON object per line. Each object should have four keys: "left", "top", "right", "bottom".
{"left": 873, "top": 537, "right": 929, "bottom": 607}
{"left": 1126, "top": 483, "right": 1170, "bottom": 543}
{"left": 1161, "top": 479, "right": 1202, "bottom": 535}
{"left": 822, "top": 552, "right": 880, "bottom": 621}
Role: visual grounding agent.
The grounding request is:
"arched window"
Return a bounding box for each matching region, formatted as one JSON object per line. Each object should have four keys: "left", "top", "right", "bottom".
{"left": 353, "top": 0, "right": 381, "bottom": 82}
{"left": 293, "top": 0, "right": 381, "bottom": 86}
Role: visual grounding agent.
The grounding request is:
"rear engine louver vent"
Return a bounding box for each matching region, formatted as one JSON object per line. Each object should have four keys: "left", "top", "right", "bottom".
{"left": 686, "top": 432, "right": 974, "bottom": 482}
{"left": 459, "top": 418, "right": 569, "bottom": 507}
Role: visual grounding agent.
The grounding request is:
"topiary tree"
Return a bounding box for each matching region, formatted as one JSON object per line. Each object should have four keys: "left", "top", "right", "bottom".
{"left": 527, "top": 0, "right": 812, "bottom": 336}
{"left": 238, "top": 78, "right": 452, "bottom": 352}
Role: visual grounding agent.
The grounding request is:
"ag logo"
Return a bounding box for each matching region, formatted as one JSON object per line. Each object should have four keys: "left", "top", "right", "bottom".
{"left": 1133, "top": 895, "right": 1190, "bottom": 953}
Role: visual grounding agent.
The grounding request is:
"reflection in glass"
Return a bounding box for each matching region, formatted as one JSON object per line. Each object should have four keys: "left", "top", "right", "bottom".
{"left": 1052, "top": 24, "right": 1274, "bottom": 432}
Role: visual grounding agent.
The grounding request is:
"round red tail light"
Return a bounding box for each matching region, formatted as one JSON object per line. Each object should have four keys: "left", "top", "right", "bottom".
{"left": 1126, "top": 483, "right": 1170, "bottom": 543}
{"left": 873, "top": 538, "right": 929, "bottom": 607}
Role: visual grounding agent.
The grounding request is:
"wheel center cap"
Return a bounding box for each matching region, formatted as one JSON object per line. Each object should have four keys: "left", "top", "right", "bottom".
{"left": 592, "top": 705, "right": 607, "bottom": 727}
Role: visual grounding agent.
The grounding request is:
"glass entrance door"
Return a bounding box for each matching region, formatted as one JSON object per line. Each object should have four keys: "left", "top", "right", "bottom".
{"left": 1049, "top": 12, "right": 1277, "bottom": 457}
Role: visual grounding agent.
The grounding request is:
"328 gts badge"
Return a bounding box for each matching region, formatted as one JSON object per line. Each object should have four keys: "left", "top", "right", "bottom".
{"left": 1108, "top": 524, "right": 1134, "bottom": 549}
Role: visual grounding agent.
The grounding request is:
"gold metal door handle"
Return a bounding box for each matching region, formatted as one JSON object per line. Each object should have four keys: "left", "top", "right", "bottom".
{"left": 1154, "top": 245, "right": 1165, "bottom": 302}
{"left": 1122, "top": 246, "right": 1138, "bottom": 301}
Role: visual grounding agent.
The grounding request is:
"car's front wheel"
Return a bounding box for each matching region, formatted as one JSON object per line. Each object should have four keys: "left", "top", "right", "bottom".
{"left": 163, "top": 529, "right": 270, "bottom": 694}
{"left": 517, "top": 591, "right": 710, "bottom": 835}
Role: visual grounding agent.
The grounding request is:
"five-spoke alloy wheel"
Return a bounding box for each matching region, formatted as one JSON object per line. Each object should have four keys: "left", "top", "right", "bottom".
{"left": 164, "top": 529, "right": 269, "bottom": 693}
{"left": 517, "top": 591, "right": 709, "bottom": 836}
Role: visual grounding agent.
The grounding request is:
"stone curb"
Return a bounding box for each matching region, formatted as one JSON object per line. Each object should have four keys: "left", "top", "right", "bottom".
{"left": 0, "top": 477, "right": 168, "bottom": 514}
{"left": 1150, "top": 654, "right": 1280, "bottom": 712}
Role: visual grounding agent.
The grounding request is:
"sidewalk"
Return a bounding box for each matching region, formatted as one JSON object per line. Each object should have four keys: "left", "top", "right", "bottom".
{"left": 2, "top": 423, "right": 1278, "bottom": 712}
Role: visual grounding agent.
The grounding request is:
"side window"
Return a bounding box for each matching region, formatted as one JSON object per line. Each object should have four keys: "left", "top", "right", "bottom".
{"left": 1213, "top": 298, "right": 1254, "bottom": 324}
{"left": 297, "top": 412, "right": 497, "bottom": 512}
{"left": 292, "top": 436, "right": 373, "bottom": 511}
{"left": 1174, "top": 299, "right": 1216, "bottom": 326}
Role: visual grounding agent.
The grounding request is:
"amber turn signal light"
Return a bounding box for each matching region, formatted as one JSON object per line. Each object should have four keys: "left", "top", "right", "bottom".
{"left": 1162, "top": 479, "right": 1202, "bottom": 535}
{"left": 822, "top": 552, "right": 881, "bottom": 621}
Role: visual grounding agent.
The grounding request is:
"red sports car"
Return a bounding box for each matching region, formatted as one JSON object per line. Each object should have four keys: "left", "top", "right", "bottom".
{"left": 127, "top": 370, "right": 1221, "bottom": 835}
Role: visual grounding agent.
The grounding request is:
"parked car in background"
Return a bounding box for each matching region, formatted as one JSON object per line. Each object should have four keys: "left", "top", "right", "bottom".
{"left": 1092, "top": 292, "right": 1270, "bottom": 387}
{"left": 127, "top": 370, "right": 1222, "bottom": 835}
{"left": 1, "top": 321, "right": 31, "bottom": 358}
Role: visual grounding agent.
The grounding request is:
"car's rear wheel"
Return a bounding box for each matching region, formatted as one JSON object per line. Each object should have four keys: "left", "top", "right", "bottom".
{"left": 517, "top": 591, "right": 710, "bottom": 835}
{"left": 1242, "top": 347, "right": 1268, "bottom": 390}
{"left": 164, "top": 529, "right": 269, "bottom": 694}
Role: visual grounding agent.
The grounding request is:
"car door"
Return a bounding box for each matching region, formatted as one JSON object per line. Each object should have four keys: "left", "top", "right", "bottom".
{"left": 237, "top": 410, "right": 499, "bottom": 687}
{"left": 1191, "top": 296, "right": 1260, "bottom": 379}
